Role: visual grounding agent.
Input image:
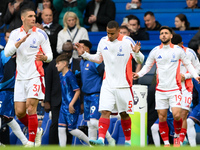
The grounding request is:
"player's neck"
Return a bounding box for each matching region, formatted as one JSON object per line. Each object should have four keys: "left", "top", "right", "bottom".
{"left": 23, "top": 25, "right": 32, "bottom": 33}
{"left": 61, "top": 67, "right": 69, "bottom": 76}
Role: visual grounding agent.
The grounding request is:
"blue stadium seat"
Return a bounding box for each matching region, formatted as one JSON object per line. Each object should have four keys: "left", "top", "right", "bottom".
{"left": 113, "top": 0, "right": 187, "bottom": 10}
{"left": 111, "top": 119, "right": 125, "bottom": 145}
{"left": 115, "top": 9, "right": 200, "bottom": 28}
{"left": 41, "top": 112, "right": 51, "bottom": 145}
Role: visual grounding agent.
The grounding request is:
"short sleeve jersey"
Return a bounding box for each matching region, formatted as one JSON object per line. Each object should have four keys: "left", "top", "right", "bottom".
{"left": 59, "top": 70, "right": 80, "bottom": 115}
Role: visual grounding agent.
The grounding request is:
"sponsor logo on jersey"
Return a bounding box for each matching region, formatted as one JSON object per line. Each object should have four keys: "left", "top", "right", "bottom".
{"left": 103, "top": 46, "right": 108, "bottom": 50}
{"left": 157, "top": 55, "right": 162, "bottom": 59}
{"left": 17, "top": 38, "right": 21, "bottom": 42}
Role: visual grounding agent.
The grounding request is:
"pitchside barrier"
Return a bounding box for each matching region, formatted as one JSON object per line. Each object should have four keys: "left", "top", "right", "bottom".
{"left": 128, "top": 85, "right": 148, "bottom": 146}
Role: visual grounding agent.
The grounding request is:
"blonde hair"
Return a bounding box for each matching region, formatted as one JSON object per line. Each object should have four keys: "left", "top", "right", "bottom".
{"left": 63, "top": 11, "right": 80, "bottom": 31}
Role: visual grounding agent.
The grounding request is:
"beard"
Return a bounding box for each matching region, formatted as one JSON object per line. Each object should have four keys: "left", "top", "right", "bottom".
{"left": 161, "top": 39, "right": 170, "bottom": 44}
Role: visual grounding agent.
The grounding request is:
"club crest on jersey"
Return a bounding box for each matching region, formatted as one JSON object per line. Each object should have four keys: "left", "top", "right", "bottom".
{"left": 117, "top": 46, "right": 124, "bottom": 56}
{"left": 171, "top": 53, "right": 177, "bottom": 62}
{"left": 85, "top": 63, "right": 89, "bottom": 70}
{"left": 30, "top": 38, "right": 37, "bottom": 48}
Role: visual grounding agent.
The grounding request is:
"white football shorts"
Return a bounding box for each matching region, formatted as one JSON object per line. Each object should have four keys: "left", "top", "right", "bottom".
{"left": 99, "top": 85, "right": 134, "bottom": 113}
{"left": 155, "top": 90, "right": 182, "bottom": 110}
{"left": 14, "top": 76, "right": 45, "bottom": 102}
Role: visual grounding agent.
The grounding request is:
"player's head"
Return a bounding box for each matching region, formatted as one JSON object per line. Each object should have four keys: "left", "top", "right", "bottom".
{"left": 56, "top": 53, "right": 69, "bottom": 72}
{"left": 4, "top": 29, "right": 12, "bottom": 43}
{"left": 79, "top": 40, "right": 92, "bottom": 53}
{"left": 159, "top": 26, "right": 173, "bottom": 45}
{"left": 21, "top": 8, "right": 36, "bottom": 28}
{"left": 171, "top": 34, "right": 183, "bottom": 47}
{"left": 107, "top": 21, "right": 120, "bottom": 42}
{"left": 62, "top": 40, "right": 73, "bottom": 59}
{"left": 119, "top": 25, "right": 130, "bottom": 36}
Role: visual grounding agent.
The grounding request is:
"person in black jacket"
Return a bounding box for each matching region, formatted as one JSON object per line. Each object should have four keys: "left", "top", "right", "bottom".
{"left": 35, "top": 8, "right": 62, "bottom": 71}
{"left": 84, "top": 0, "right": 116, "bottom": 31}
{"left": 122, "top": 14, "right": 149, "bottom": 41}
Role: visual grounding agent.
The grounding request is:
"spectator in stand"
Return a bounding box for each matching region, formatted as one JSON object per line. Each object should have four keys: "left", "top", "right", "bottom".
{"left": 174, "top": 14, "right": 190, "bottom": 31}
{"left": 144, "top": 11, "right": 161, "bottom": 31}
{"left": 0, "top": 0, "right": 10, "bottom": 33}
{"left": 4, "top": 0, "right": 35, "bottom": 30}
{"left": 188, "top": 30, "right": 200, "bottom": 52}
{"left": 36, "top": 0, "right": 60, "bottom": 24}
{"left": 36, "top": 8, "right": 62, "bottom": 60}
{"left": 57, "top": 11, "right": 89, "bottom": 58}
{"left": 53, "top": 0, "right": 86, "bottom": 27}
{"left": 126, "top": 0, "right": 142, "bottom": 10}
{"left": 122, "top": 14, "right": 149, "bottom": 40}
{"left": 84, "top": 0, "right": 116, "bottom": 32}
{"left": 185, "top": 0, "right": 200, "bottom": 9}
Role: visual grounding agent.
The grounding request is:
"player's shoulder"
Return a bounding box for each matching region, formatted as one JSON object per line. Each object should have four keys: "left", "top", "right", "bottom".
{"left": 123, "top": 35, "right": 135, "bottom": 43}
{"left": 36, "top": 28, "right": 48, "bottom": 40}
{"left": 185, "top": 47, "right": 198, "bottom": 59}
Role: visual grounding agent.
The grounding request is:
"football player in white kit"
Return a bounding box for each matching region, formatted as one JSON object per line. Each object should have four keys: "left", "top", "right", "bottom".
{"left": 4, "top": 8, "right": 53, "bottom": 147}
{"left": 171, "top": 34, "right": 200, "bottom": 145}
{"left": 133, "top": 26, "right": 200, "bottom": 147}
{"left": 76, "top": 20, "right": 144, "bottom": 146}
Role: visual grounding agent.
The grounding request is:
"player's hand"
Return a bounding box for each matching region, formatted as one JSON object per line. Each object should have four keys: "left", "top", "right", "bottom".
{"left": 69, "top": 103, "right": 75, "bottom": 114}
{"left": 15, "top": 34, "right": 31, "bottom": 48}
{"left": 181, "top": 74, "right": 185, "bottom": 82}
{"left": 132, "top": 72, "right": 139, "bottom": 80}
{"left": 35, "top": 54, "right": 47, "bottom": 61}
{"left": 44, "top": 102, "right": 51, "bottom": 113}
{"left": 131, "top": 41, "right": 141, "bottom": 53}
{"left": 74, "top": 43, "right": 85, "bottom": 56}
{"left": 195, "top": 76, "right": 200, "bottom": 84}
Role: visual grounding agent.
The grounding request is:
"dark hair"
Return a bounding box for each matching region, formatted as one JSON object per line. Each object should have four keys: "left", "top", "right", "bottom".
{"left": 79, "top": 40, "right": 92, "bottom": 50}
{"left": 21, "top": 8, "right": 34, "bottom": 16}
{"left": 159, "top": 26, "right": 173, "bottom": 34}
{"left": 171, "top": 34, "right": 182, "bottom": 45}
{"left": 62, "top": 41, "right": 73, "bottom": 53}
{"left": 144, "top": 11, "right": 155, "bottom": 17}
{"left": 107, "top": 21, "right": 119, "bottom": 29}
{"left": 56, "top": 53, "right": 69, "bottom": 64}
{"left": 125, "top": 14, "right": 140, "bottom": 25}
{"left": 5, "top": 29, "right": 12, "bottom": 35}
{"left": 175, "top": 14, "right": 190, "bottom": 29}
{"left": 119, "top": 25, "right": 130, "bottom": 32}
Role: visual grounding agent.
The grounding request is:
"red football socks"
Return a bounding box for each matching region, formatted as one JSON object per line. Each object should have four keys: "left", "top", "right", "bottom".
{"left": 121, "top": 117, "right": 131, "bottom": 140}
{"left": 174, "top": 118, "right": 182, "bottom": 135}
{"left": 98, "top": 118, "right": 110, "bottom": 139}
{"left": 28, "top": 114, "right": 38, "bottom": 142}
{"left": 159, "top": 121, "right": 169, "bottom": 141}
{"left": 179, "top": 128, "right": 187, "bottom": 143}
{"left": 18, "top": 114, "right": 28, "bottom": 127}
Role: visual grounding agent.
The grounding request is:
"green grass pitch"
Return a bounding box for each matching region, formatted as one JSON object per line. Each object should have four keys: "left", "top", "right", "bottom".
{"left": 2, "top": 145, "right": 200, "bottom": 150}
